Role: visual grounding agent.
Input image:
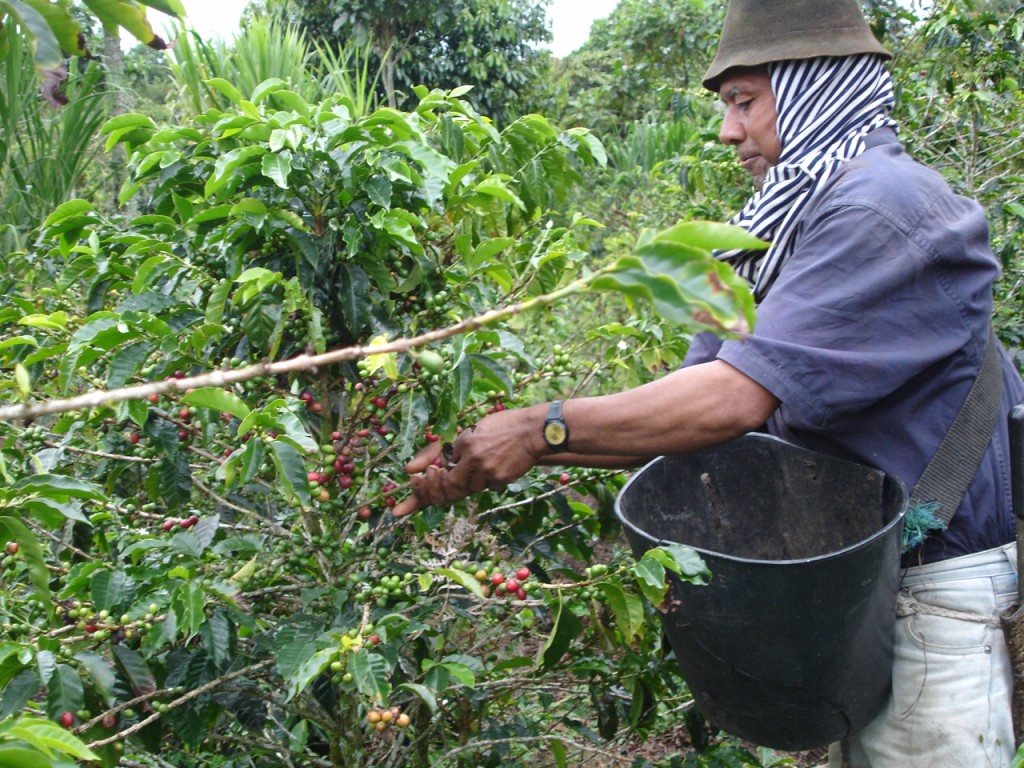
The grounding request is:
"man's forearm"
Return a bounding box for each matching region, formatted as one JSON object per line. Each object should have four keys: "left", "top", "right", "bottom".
{"left": 542, "top": 360, "right": 779, "bottom": 462}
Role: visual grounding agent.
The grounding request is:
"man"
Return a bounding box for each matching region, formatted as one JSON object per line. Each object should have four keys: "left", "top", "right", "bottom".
{"left": 395, "top": 0, "right": 1024, "bottom": 764}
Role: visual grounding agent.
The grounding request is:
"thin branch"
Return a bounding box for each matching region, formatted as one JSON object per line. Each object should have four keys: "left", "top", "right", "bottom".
{"left": 41, "top": 439, "right": 154, "bottom": 463}
{"left": 0, "top": 282, "right": 590, "bottom": 423}
{"left": 205, "top": 732, "right": 334, "bottom": 768}
{"left": 22, "top": 516, "right": 96, "bottom": 561}
{"left": 86, "top": 659, "right": 273, "bottom": 749}
{"left": 190, "top": 474, "right": 292, "bottom": 537}
{"left": 78, "top": 684, "right": 181, "bottom": 734}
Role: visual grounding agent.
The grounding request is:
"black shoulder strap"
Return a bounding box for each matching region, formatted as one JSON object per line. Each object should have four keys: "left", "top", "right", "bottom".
{"left": 909, "top": 329, "right": 1004, "bottom": 524}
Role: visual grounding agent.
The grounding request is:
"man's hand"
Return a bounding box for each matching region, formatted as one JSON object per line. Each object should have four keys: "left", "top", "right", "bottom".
{"left": 391, "top": 361, "right": 780, "bottom": 517}
{"left": 392, "top": 406, "right": 546, "bottom": 517}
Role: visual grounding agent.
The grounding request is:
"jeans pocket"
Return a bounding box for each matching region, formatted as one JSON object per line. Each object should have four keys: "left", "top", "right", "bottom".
{"left": 903, "top": 578, "right": 1000, "bottom": 655}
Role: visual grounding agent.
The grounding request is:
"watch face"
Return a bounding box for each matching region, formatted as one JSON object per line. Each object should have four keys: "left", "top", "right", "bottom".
{"left": 544, "top": 421, "right": 567, "bottom": 447}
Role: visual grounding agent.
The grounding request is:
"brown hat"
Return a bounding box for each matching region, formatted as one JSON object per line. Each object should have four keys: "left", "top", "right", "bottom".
{"left": 702, "top": 0, "right": 891, "bottom": 92}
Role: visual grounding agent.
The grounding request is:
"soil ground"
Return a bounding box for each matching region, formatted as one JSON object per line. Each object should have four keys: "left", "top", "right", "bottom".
{"left": 625, "top": 725, "right": 830, "bottom": 767}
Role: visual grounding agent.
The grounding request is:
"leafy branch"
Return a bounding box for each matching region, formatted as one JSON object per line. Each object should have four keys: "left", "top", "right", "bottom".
{"left": 0, "top": 221, "right": 762, "bottom": 423}
{"left": 85, "top": 659, "right": 274, "bottom": 750}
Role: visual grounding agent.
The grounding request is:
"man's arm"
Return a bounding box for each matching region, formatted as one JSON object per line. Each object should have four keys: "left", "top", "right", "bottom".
{"left": 393, "top": 359, "right": 779, "bottom": 516}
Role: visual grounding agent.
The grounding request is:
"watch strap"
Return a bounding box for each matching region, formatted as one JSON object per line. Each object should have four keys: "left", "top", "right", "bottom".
{"left": 543, "top": 400, "right": 569, "bottom": 452}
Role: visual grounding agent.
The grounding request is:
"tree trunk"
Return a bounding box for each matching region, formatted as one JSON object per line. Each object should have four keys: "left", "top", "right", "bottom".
{"left": 103, "top": 29, "right": 137, "bottom": 216}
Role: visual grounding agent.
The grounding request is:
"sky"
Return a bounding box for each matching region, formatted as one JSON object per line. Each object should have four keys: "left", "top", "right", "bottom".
{"left": 147, "top": 0, "right": 620, "bottom": 58}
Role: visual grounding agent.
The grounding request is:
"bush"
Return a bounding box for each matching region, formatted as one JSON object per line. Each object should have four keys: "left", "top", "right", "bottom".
{"left": 0, "top": 83, "right": 759, "bottom": 767}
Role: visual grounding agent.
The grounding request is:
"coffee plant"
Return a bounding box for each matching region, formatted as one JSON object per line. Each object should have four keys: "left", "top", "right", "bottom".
{"left": 0, "top": 80, "right": 767, "bottom": 768}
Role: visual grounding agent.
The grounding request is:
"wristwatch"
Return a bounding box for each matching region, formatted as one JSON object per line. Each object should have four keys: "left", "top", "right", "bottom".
{"left": 543, "top": 400, "right": 570, "bottom": 453}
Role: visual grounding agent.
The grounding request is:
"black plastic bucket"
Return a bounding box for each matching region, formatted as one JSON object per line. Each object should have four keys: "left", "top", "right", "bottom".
{"left": 615, "top": 433, "right": 907, "bottom": 751}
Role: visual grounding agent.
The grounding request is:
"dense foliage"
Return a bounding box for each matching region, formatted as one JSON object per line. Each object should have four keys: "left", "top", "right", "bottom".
{"left": 546, "top": 0, "right": 724, "bottom": 135}
{"left": 0, "top": 1, "right": 1021, "bottom": 767}
{"left": 0, "top": 69, "right": 759, "bottom": 767}
{"left": 246, "top": 0, "right": 553, "bottom": 125}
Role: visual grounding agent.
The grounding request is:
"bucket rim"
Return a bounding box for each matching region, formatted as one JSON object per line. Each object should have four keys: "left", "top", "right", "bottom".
{"left": 614, "top": 437, "right": 908, "bottom": 567}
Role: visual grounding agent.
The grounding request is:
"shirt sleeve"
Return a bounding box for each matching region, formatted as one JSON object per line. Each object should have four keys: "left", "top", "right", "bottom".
{"left": 717, "top": 155, "right": 996, "bottom": 433}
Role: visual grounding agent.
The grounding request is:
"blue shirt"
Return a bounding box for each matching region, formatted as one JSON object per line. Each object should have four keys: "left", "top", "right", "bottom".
{"left": 685, "top": 128, "right": 1024, "bottom": 564}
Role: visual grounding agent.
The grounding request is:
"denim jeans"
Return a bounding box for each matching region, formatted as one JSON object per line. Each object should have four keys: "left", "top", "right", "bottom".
{"left": 830, "top": 541, "right": 1017, "bottom": 768}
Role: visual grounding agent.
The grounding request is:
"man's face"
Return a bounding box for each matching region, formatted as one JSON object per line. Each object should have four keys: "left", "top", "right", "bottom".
{"left": 717, "top": 67, "right": 782, "bottom": 190}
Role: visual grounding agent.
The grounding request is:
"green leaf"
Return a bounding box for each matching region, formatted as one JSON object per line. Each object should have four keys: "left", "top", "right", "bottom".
{"left": 470, "top": 354, "right": 514, "bottom": 397}
{"left": 0, "top": 515, "right": 51, "bottom": 613}
{"left": 275, "top": 627, "right": 325, "bottom": 678}
{"left": 193, "top": 205, "right": 232, "bottom": 223}
{"left": 467, "top": 237, "right": 515, "bottom": 270}
{"left": 348, "top": 651, "right": 391, "bottom": 701}
{"left": 0, "top": 744, "right": 51, "bottom": 768}
{"left": 111, "top": 645, "right": 156, "bottom": 700}
{"left": 551, "top": 739, "right": 568, "bottom": 768}
{"left": 158, "top": 452, "right": 192, "bottom": 510}
{"left": 269, "top": 89, "right": 310, "bottom": 116}
{"left": 7, "top": 718, "right": 99, "bottom": 761}
{"left": 205, "top": 279, "right": 232, "bottom": 326}
{"left": 436, "top": 568, "right": 484, "bottom": 598}
{"left": 36, "top": 650, "right": 56, "bottom": 687}
{"left": 12, "top": 475, "right": 103, "bottom": 500}
{"left": 83, "top": 0, "right": 167, "bottom": 47}
{"left": 235, "top": 266, "right": 279, "bottom": 286}
{"left": 452, "top": 357, "right": 473, "bottom": 409}
{"left": 284, "top": 646, "right": 335, "bottom": 701}
{"left": 654, "top": 220, "right": 770, "bottom": 253}
{"left": 21, "top": 497, "right": 88, "bottom": 526}
{"left": 45, "top": 664, "right": 85, "bottom": 721}
{"left": 13, "top": 364, "right": 29, "bottom": 400}
{"left": 17, "top": 312, "right": 68, "bottom": 330}
{"left": 370, "top": 209, "right": 423, "bottom": 253}
{"left": 106, "top": 341, "right": 154, "bottom": 389}
{"left": 268, "top": 440, "right": 311, "bottom": 506}
{"left": 436, "top": 657, "right": 476, "bottom": 686}
{"left": 592, "top": 247, "right": 756, "bottom": 334}
{"left": 42, "top": 200, "right": 94, "bottom": 228}
{"left": 3, "top": 0, "right": 62, "bottom": 68}
{"left": 182, "top": 387, "right": 250, "bottom": 420}
{"left": 262, "top": 153, "right": 292, "bottom": 188}
{"left": 204, "top": 77, "right": 242, "bottom": 104}
{"left": 175, "top": 515, "right": 218, "bottom": 558}
{"left": 205, "top": 146, "right": 266, "bottom": 198}
{"left": 199, "top": 611, "right": 232, "bottom": 667}
{"left": 138, "top": 0, "right": 186, "bottom": 18}
{"left": 230, "top": 198, "right": 268, "bottom": 217}
{"left": 336, "top": 266, "right": 372, "bottom": 335}
{"left": 633, "top": 553, "right": 669, "bottom": 606}
{"left": 365, "top": 175, "right": 392, "bottom": 209}
{"left": 473, "top": 176, "right": 525, "bottom": 210}
{"left": 538, "top": 597, "right": 583, "bottom": 670}
{"left": 394, "top": 682, "right": 438, "bottom": 715}
{"left": 239, "top": 438, "right": 265, "bottom": 485}
{"left": 251, "top": 78, "right": 287, "bottom": 103}
{"left": 646, "top": 544, "right": 711, "bottom": 586}
{"left": 90, "top": 570, "right": 136, "bottom": 613}
{"left": 171, "top": 582, "right": 206, "bottom": 638}
{"left": 99, "top": 112, "right": 156, "bottom": 137}
{"left": 564, "top": 127, "right": 607, "bottom": 166}
{"left": 0, "top": 669, "right": 39, "bottom": 720}
{"left": 73, "top": 651, "right": 116, "bottom": 704}
{"left": 597, "top": 582, "right": 645, "bottom": 643}
{"left": 0, "top": 335, "right": 38, "bottom": 353}
{"left": 19, "top": 0, "right": 88, "bottom": 58}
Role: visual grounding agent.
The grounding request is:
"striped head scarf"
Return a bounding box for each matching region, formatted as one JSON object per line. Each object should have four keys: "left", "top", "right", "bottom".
{"left": 717, "top": 54, "right": 899, "bottom": 300}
